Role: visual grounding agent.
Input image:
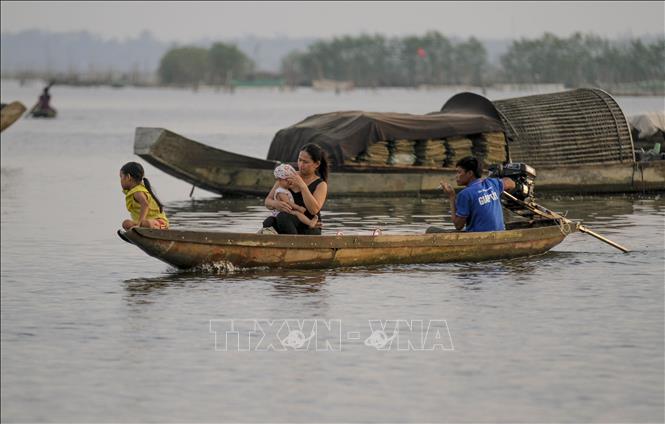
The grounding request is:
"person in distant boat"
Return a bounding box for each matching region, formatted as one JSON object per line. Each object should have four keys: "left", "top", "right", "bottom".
{"left": 38, "top": 85, "right": 51, "bottom": 108}
{"left": 440, "top": 156, "right": 515, "bottom": 232}
{"left": 261, "top": 163, "right": 319, "bottom": 232}
{"left": 119, "top": 162, "right": 169, "bottom": 231}
{"left": 30, "top": 83, "right": 57, "bottom": 117}
{"left": 261, "top": 144, "right": 329, "bottom": 235}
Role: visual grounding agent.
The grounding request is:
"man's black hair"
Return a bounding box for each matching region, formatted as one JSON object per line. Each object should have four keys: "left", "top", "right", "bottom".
{"left": 455, "top": 156, "right": 482, "bottom": 178}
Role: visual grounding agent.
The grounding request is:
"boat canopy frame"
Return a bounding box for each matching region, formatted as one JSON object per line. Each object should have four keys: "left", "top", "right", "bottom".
{"left": 442, "top": 88, "right": 635, "bottom": 166}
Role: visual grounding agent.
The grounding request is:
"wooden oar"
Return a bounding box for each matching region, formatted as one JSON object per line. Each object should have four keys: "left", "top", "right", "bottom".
{"left": 26, "top": 101, "right": 39, "bottom": 117}
{"left": 502, "top": 191, "right": 630, "bottom": 253}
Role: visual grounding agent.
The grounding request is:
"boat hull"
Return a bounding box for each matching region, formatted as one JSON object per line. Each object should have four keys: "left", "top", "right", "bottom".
{"left": 135, "top": 127, "right": 665, "bottom": 197}
{"left": 534, "top": 161, "right": 665, "bottom": 193}
{"left": 1, "top": 101, "right": 26, "bottom": 132}
{"left": 123, "top": 223, "right": 572, "bottom": 270}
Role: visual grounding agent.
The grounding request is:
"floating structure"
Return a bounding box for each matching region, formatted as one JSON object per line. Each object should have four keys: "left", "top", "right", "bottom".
{"left": 312, "top": 78, "right": 354, "bottom": 92}
{"left": 30, "top": 107, "right": 57, "bottom": 118}
{"left": 135, "top": 88, "right": 664, "bottom": 196}
{"left": 0, "top": 101, "right": 26, "bottom": 132}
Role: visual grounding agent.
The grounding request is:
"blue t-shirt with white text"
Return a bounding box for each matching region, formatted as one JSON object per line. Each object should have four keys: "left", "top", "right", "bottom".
{"left": 455, "top": 178, "right": 505, "bottom": 232}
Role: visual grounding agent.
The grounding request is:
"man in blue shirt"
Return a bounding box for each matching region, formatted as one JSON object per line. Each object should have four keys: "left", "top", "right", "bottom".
{"left": 440, "top": 156, "right": 516, "bottom": 232}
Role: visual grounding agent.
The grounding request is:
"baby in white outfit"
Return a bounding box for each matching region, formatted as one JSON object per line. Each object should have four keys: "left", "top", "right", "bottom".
{"left": 270, "top": 164, "right": 319, "bottom": 228}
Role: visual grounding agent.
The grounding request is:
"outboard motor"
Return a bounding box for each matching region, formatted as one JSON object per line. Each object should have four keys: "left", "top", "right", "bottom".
{"left": 487, "top": 162, "right": 537, "bottom": 211}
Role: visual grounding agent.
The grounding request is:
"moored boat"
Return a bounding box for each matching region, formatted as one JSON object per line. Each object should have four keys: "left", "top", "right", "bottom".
{"left": 135, "top": 88, "right": 665, "bottom": 197}
{"left": 122, "top": 220, "right": 575, "bottom": 270}
{"left": 30, "top": 107, "right": 57, "bottom": 118}
{"left": 312, "top": 78, "right": 354, "bottom": 92}
{"left": 0, "top": 101, "right": 27, "bottom": 132}
{"left": 135, "top": 127, "right": 462, "bottom": 197}
{"left": 135, "top": 127, "right": 665, "bottom": 197}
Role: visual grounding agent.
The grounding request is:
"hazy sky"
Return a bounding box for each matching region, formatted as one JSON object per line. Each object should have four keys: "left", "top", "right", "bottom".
{"left": 2, "top": 1, "right": 663, "bottom": 41}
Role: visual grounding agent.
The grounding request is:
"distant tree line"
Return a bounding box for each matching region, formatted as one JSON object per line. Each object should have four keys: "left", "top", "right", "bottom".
{"left": 157, "top": 33, "right": 664, "bottom": 89}
{"left": 500, "top": 33, "right": 665, "bottom": 86}
{"left": 282, "top": 32, "right": 488, "bottom": 87}
{"left": 158, "top": 42, "right": 254, "bottom": 86}
{"left": 281, "top": 31, "right": 664, "bottom": 88}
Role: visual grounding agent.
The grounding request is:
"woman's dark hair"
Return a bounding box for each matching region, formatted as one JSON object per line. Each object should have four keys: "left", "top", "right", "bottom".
{"left": 120, "top": 161, "right": 164, "bottom": 212}
{"left": 301, "top": 143, "right": 329, "bottom": 182}
{"left": 456, "top": 156, "right": 482, "bottom": 178}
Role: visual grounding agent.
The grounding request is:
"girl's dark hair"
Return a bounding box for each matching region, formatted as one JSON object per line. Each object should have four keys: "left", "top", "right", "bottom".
{"left": 455, "top": 156, "right": 482, "bottom": 178}
{"left": 301, "top": 143, "right": 329, "bottom": 182}
{"left": 120, "top": 161, "right": 164, "bottom": 212}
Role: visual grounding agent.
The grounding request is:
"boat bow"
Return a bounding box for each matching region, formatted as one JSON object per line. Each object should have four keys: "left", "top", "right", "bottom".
{"left": 134, "top": 127, "right": 279, "bottom": 196}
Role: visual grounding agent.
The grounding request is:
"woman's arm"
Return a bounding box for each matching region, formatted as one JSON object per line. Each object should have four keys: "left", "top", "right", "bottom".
{"left": 292, "top": 204, "right": 307, "bottom": 213}
{"left": 301, "top": 181, "right": 328, "bottom": 215}
{"left": 286, "top": 173, "right": 327, "bottom": 215}
{"left": 276, "top": 192, "right": 305, "bottom": 212}
{"left": 276, "top": 192, "right": 307, "bottom": 213}
{"left": 265, "top": 182, "right": 293, "bottom": 213}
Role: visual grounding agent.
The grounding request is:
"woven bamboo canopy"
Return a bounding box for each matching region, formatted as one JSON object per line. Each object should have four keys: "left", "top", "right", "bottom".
{"left": 442, "top": 88, "right": 635, "bottom": 166}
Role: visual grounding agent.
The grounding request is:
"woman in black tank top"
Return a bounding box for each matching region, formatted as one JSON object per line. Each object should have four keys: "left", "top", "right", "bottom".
{"left": 263, "top": 144, "right": 329, "bottom": 235}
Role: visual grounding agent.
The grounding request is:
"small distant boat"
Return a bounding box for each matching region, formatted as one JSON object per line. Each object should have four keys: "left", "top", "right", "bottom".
{"left": 30, "top": 107, "right": 57, "bottom": 118}
{"left": 312, "top": 78, "right": 354, "bottom": 92}
{"left": 121, "top": 220, "right": 574, "bottom": 270}
{"left": 231, "top": 78, "right": 285, "bottom": 88}
{"left": 0, "top": 101, "right": 27, "bottom": 132}
{"left": 29, "top": 83, "right": 58, "bottom": 119}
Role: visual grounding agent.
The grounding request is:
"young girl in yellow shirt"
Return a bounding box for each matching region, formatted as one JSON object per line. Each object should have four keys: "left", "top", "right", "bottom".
{"left": 119, "top": 162, "right": 169, "bottom": 230}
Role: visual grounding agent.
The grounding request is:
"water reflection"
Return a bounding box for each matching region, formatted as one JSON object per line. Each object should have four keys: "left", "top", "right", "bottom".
{"left": 324, "top": 251, "right": 581, "bottom": 291}
{"left": 256, "top": 269, "right": 329, "bottom": 296}
{"left": 123, "top": 267, "right": 331, "bottom": 306}
{"left": 123, "top": 272, "right": 199, "bottom": 300}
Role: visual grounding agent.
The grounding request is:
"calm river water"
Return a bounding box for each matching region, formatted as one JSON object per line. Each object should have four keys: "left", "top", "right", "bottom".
{"left": 1, "top": 80, "right": 663, "bottom": 422}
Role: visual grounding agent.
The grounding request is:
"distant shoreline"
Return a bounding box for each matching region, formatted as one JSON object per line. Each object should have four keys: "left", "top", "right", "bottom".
{"left": 1, "top": 76, "right": 663, "bottom": 97}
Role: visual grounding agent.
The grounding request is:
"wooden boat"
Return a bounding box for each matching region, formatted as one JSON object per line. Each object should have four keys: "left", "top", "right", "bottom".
{"left": 312, "top": 78, "right": 354, "bottom": 92}
{"left": 30, "top": 107, "right": 57, "bottom": 118}
{"left": 135, "top": 127, "right": 665, "bottom": 197}
{"left": 0, "top": 101, "right": 26, "bottom": 132}
{"left": 135, "top": 89, "right": 664, "bottom": 197}
{"left": 122, "top": 220, "right": 575, "bottom": 270}
{"left": 135, "top": 127, "right": 459, "bottom": 197}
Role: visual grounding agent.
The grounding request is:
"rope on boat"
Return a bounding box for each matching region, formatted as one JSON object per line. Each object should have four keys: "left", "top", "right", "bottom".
{"left": 502, "top": 191, "right": 629, "bottom": 252}
{"left": 553, "top": 210, "right": 573, "bottom": 236}
{"left": 555, "top": 216, "right": 573, "bottom": 236}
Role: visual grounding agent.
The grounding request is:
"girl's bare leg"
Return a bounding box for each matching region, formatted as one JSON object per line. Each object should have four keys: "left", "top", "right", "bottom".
{"left": 140, "top": 219, "right": 166, "bottom": 229}
{"left": 124, "top": 219, "right": 164, "bottom": 230}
